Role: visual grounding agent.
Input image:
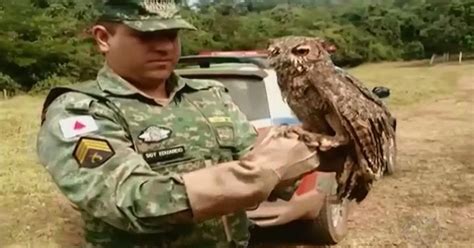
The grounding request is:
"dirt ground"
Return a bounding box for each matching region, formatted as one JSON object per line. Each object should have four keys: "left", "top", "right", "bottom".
{"left": 0, "top": 61, "right": 473, "bottom": 247}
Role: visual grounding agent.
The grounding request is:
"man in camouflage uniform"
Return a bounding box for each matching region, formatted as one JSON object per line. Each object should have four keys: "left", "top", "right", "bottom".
{"left": 36, "top": 0, "right": 318, "bottom": 247}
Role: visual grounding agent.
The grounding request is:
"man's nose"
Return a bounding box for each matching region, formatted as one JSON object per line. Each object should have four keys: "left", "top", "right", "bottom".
{"left": 149, "top": 34, "right": 177, "bottom": 52}
{"left": 156, "top": 37, "right": 175, "bottom": 48}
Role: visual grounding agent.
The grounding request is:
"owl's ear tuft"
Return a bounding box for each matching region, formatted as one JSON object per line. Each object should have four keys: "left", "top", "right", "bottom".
{"left": 321, "top": 40, "right": 337, "bottom": 54}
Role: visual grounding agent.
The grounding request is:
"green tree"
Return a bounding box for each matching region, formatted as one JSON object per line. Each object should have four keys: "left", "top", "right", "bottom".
{"left": 1, "top": 0, "right": 473, "bottom": 94}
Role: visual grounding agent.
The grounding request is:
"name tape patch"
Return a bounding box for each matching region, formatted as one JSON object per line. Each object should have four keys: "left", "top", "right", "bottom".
{"left": 209, "top": 116, "right": 232, "bottom": 123}
{"left": 143, "top": 146, "right": 185, "bottom": 164}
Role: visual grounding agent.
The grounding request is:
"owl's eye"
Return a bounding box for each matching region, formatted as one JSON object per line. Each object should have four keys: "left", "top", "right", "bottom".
{"left": 292, "top": 45, "right": 310, "bottom": 56}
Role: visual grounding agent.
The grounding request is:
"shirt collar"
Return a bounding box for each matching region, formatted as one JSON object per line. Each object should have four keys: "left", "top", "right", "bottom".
{"left": 96, "top": 64, "right": 189, "bottom": 100}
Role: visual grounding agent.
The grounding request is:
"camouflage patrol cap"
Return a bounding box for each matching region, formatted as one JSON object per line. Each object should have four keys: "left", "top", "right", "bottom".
{"left": 98, "top": 0, "right": 196, "bottom": 32}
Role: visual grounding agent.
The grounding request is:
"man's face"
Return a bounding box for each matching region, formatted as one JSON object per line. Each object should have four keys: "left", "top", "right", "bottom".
{"left": 94, "top": 24, "right": 181, "bottom": 87}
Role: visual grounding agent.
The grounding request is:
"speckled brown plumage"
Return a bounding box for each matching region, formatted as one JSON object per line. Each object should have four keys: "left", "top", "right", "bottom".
{"left": 267, "top": 36, "right": 397, "bottom": 202}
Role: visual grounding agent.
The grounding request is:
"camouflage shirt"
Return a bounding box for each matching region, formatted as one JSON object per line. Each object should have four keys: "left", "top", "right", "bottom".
{"left": 37, "top": 65, "right": 258, "bottom": 248}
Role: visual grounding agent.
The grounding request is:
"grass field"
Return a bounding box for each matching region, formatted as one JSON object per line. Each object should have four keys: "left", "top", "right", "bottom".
{"left": 1, "top": 60, "right": 473, "bottom": 247}
{"left": 347, "top": 60, "right": 468, "bottom": 107}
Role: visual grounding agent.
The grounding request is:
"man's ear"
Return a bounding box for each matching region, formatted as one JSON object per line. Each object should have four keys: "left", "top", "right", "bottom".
{"left": 91, "top": 25, "right": 112, "bottom": 53}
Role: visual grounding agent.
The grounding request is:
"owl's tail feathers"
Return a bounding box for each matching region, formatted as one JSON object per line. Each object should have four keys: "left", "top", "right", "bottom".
{"left": 336, "top": 156, "right": 373, "bottom": 203}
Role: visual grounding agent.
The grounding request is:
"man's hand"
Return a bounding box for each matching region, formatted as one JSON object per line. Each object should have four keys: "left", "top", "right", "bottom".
{"left": 182, "top": 126, "right": 319, "bottom": 221}
{"left": 240, "top": 126, "right": 319, "bottom": 181}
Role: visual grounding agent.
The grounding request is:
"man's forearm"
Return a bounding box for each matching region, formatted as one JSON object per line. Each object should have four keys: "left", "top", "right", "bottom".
{"left": 183, "top": 160, "right": 280, "bottom": 221}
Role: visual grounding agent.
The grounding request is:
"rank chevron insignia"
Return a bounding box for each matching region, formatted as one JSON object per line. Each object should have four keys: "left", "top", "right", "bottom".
{"left": 73, "top": 137, "right": 115, "bottom": 168}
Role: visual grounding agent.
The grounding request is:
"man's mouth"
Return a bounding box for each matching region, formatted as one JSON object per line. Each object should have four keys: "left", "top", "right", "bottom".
{"left": 148, "top": 59, "right": 172, "bottom": 62}
{"left": 147, "top": 59, "right": 173, "bottom": 67}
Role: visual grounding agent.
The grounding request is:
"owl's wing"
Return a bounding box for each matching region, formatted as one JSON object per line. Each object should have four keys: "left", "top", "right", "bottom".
{"left": 312, "top": 69, "right": 395, "bottom": 201}
{"left": 337, "top": 69, "right": 396, "bottom": 173}
{"left": 339, "top": 85, "right": 390, "bottom": 171}
{"left": 335, "top": 68, "right": 394, "bottom": 118}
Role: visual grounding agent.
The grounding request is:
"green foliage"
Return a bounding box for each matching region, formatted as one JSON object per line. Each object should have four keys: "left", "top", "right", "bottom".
{"left": 402, "top": 41, "right": 425, "bottom": 59}
{"left": 0, "top": 72, "right": 22, "bottom": 92}
{"left": 30, "top": 74, "right": 74, "bottom": 94}
{"left": 183, "top": 0, "right": 473, "bottom": 66}
{"left": 0, "top": 0, "right": 100, "bottom": 94}
{"left": 1, "top": 0, "right": 473, "bottom": 95}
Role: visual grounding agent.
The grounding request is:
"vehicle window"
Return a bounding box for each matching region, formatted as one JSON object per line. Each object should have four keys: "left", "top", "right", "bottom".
{"left": 186, "top": 76, "right": 270, "bottom": 121}
{"left": 220, "top": 77, "right": 271, "bottom": 121}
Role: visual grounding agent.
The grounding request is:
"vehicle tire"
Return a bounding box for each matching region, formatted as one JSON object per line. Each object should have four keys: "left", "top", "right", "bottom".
{"left": 299, "top": 196, "right": 350, "bottom": 245}
{"left": 248, "top": 196, "right": 350, "bottom": 246}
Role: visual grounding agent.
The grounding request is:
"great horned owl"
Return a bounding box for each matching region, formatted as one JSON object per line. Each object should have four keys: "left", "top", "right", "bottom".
{"left": 267, "top": 36, "right": 397, "bottom": 202}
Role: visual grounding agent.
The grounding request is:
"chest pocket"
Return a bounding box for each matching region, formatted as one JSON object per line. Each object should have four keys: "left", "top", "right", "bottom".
{"left": 183, "top": 87, "right": 237, "bottom": 150}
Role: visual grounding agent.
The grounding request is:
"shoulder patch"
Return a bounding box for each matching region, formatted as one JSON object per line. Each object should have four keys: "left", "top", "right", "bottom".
{"left": 73, "top": 137, "right": 115, "bottom": 168}
{"left": 41, "top": 81, "right": 104, "bottom": 124}
{"left": 59, "top": 115, "right": 98, "bottom": 139}
{"left": 65, "top": 98, "right": 94, "bottom": 112}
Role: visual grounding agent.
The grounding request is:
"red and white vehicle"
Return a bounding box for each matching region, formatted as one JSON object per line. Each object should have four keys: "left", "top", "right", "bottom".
{"left": 176, "top": 52, "right": 351, "bottom": 245}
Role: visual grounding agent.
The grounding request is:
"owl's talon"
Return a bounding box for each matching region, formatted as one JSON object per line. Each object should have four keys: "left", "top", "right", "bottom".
{"left": 300, "top": 133, "right": 314, "bottom": 143}
{"left": 287, "top": 126, "right": 305, "bottom": 136}
{"left": 319, "top": 144, "right": 332, "bottom": 151}
{"left": 300, "top": 134, "right": 340, "bottom": 151}
{"left": 318, "top": 138, "right": 340, "bottom": 151}
{"left": 280, "top": 125, "right": 341, "bottom": 151}
{"left": 275, "top": 126, "right": 298, "bottom": 138}
{"left": 306, "top": 141, "right": 320, "bottom": 148}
